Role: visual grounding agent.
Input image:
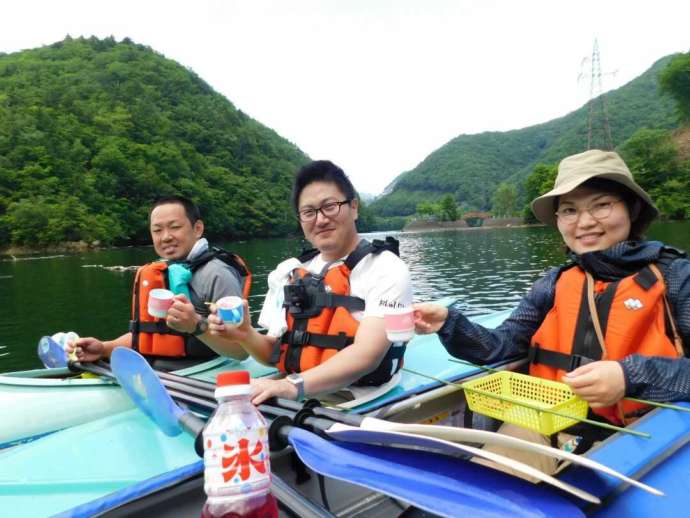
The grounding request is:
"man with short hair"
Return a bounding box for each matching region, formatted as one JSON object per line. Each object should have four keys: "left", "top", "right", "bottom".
{"left": 69, "top": 195, "right": 248, "bottom": 370}
{"left": 208, "top": 160, "right": 413, "bottom": 404}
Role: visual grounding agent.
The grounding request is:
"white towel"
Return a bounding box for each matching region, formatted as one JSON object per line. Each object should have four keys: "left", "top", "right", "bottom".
{"left": 258, "top": 257, "right": 302, "bottom": 338}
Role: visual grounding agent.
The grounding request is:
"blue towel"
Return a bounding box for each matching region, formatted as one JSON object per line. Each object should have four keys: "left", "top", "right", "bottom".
{"left": 167, "top": 263, "right": 192, "bottom": 300}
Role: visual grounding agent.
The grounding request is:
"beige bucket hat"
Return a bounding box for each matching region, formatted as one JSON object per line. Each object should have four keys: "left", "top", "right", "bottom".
{"left": 530, "top": 149, "right": 659, "bottom": 227}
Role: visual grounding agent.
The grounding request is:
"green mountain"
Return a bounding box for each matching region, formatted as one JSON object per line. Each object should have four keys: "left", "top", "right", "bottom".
{"left": 370, "top": 55, "right": 679, "bottom": 217}
{"left": 0, "top": 36, "right": 309, "bottom": 247}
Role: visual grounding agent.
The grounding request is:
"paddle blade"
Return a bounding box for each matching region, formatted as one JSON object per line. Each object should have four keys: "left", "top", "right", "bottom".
{"left": 288, "top": 428, "right": 584, "bottom": 518}
{"left": 110, "top": 347, "right": 184, "bottom": 436}
{"left": 37, "top": 336, "right": 68, "bottom": 368}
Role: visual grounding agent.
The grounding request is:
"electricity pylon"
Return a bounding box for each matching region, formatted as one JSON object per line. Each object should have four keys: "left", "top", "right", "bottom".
{"left": 578, "top": 39, "right": 616, "bottom": 150}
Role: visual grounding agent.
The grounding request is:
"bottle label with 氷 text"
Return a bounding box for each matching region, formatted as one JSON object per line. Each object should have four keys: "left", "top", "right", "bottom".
{"left": 204, "top": 421, "right": 271, "bottom": 501}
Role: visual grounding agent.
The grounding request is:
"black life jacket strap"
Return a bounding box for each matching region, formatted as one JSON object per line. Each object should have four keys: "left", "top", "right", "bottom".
{"left": 312, "top": 292, "right": 365, "bottom": 312}
{"left": 297, "top": 247, "right": 321, "bottom": 263}
{"left": 344, "top": 237, "right": 400, "bottom": 271}
{"left": 185, "top": 246, "right": 250, "bottom": 277}
{"left": 633, "top": 266, "right": 658, "bottom": 290}
{"left": 570, "top": 274, "right": 618, "bottom": 361}
{"left": 298, "top": 236, "right": 399, "bottom": 269}
{"left": 281, "top": 330, "right": 354, "bottom": 350}
{"left": 183, "top": 250, "right": 215, "bottom": 272}
{"left": 268, "top": 338, "right": 283, "bottom": 365}
{"left": 132, "top": 268, "right": 143, "bottom": 352}
{"left": 129, "top": 319, "right": 187, "bottom": 337}
{"left": 528, "top": 343, "right": 596, "bottom": 372}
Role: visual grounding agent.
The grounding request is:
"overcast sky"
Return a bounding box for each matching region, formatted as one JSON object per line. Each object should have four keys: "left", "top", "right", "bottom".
{"left": 2, "top": 1, "right": 690, "bottom": 194}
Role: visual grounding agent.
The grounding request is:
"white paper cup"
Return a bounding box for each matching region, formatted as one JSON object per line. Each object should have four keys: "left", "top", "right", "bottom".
{"left": 383, "top": 307, "right": 415, "bottom": 342}
{"left": 148, "top": 288, "right": 175, "bottom": 318}
{"left": 51, "top": 331, "right": 80, "bottom": 350}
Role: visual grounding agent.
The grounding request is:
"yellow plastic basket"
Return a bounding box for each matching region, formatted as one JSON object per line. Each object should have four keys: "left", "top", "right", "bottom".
{"left": 462, "top": 371, "right": 588, "bottom": 435}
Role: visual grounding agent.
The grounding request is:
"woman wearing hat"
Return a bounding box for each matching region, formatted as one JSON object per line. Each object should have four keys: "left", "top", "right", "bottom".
{"left": 414, "top": 149, "right": 690, "bottom": 469}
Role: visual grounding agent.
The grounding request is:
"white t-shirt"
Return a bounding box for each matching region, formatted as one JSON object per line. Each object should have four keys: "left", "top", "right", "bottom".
{"left": 303, "top": 250, "right": 413, "bottom": 320}
{"left": 258, "top": 247, "right": 412, "bottom": 337}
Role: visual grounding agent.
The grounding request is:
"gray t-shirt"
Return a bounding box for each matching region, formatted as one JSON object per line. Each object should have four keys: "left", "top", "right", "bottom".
{"left": 186, "top": 257, "right": 244, "bottom": 357}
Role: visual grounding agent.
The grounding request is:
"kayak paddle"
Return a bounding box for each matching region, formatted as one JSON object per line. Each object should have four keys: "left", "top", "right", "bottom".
{"left": 271, "top": 398, "right": 662, "bottom": 497}
{"left": 109, "top": 348, "right": 584, "bottom": 517}
{"left": 36, "top": 339, "right": 219, "bottom": 414}
{"left": 108, "top": 348, "right": 334, "bottom": 518}
{"left": 259, "top": 404, "right": 599, "bottom": 503}
{"left": 39, "top": 344, "right": 652, "bottom": 501}
{"left": 282, "top": 425, "right": 586, "bottom": 518}
{"left": 56, "top": 354, "right": 655, "bottom": 500}
{"left": 110, "top": 347, "right": 207, "bottom": 437}
{"left": 43, "top": 348, "right": 657, "bottom": 499}
{"left": 133, "top": 364, "right": 662, "bottom": 496}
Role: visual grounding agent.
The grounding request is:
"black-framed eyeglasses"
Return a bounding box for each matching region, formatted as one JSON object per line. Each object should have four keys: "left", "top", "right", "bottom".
{"left": 297, "top": 199, "right": 352, "bottom": 222}
{"left": 555, "top": 199, "right": 623, "bottom": 224}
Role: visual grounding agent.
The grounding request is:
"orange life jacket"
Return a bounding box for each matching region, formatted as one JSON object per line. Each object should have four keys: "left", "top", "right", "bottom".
{"left": 130, "top": 248, "right": 251, "bottom": 358}
{"left": 274, "top": 238, "right": 406, "bottom": 386}
{"left": 529, "top": 263, "right": 683, "bottom": 425}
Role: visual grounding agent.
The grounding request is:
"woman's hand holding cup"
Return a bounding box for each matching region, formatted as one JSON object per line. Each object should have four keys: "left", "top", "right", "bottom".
{"left": 412, "top": 303, "right": 449, "bottom": 335}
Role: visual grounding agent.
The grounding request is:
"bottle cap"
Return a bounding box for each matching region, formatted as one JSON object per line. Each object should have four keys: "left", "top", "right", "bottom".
{"left": 215, "top": 370, "right": 251, "bottom": 398}
{"left": 217, "top": 370, "right": 250, "bottom": 386}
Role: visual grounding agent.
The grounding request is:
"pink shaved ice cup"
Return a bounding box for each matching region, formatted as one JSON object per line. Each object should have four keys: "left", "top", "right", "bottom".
{"left": 383, "top": 307, "right": 415, "bottom": 342}
{"left": 148, "top": 288, "right": 174, "bottom": 318}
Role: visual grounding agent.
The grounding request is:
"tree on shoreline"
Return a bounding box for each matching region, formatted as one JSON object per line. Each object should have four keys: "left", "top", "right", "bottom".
{"left": 492, "top": 183, "right": 518, "bottom": 217}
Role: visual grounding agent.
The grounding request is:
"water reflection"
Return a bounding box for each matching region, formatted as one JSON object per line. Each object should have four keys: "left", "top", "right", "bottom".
{"left": 399, "top": 227, "right": 564, "bottom": 315}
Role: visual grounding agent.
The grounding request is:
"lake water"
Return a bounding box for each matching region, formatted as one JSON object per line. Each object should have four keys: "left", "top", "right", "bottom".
{"left": 2, "top": 221, "right": 688, "bottom": 372}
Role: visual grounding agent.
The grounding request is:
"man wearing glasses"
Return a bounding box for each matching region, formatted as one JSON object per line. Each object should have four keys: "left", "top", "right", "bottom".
{"left": 208, "top": 160, "right": 412, "bottom": 404}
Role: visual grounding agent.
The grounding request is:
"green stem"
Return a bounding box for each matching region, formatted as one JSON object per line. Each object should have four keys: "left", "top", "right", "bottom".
{"left": 624, "top": 397, "right": 690, "bottom": 413}
{"left": 402, "top": 367, "right": 651, "bottom": 439}
{"left": 448, "top": 357, "right": 501, "bottom": 373}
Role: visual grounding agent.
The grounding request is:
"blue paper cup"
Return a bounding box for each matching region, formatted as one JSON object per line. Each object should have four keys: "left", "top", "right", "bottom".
{"left": 216, "top": 296, "right": 244, "bottom": 326}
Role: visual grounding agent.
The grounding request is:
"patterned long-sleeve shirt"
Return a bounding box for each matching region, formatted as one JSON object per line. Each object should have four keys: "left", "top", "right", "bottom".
{"left": 438, "top": 241, "right": 690, "bottom": 402}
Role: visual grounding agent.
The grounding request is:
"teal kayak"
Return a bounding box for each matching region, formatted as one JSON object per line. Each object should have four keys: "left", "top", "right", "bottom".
{"left": 0, "top": 408, "right": 199, "bottom": 517}
{"left": 0, "top": 356, "right": 277, "bottom": 448}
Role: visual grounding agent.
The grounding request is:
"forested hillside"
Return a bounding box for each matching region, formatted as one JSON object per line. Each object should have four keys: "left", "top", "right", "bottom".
{"left": 0, "top": 36, "right": 309, "bottom": 247}
{"left": 371, "top": 55, "right": 678, "bottom": 217}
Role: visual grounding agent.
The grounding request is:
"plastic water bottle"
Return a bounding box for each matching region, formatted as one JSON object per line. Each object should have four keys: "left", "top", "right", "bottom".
{"left": 202, "top": 371, "right": 277, "bottom": 518}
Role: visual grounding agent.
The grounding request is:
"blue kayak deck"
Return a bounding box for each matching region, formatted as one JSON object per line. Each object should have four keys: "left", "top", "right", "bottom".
{"left": 563, "top": 400, "right": 690, "bottom": 515}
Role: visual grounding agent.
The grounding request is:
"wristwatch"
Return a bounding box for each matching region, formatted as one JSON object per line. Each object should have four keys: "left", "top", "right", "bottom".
{"left": 285, "top": 373, "right": 305, "bottom": 401}
{"left": 192, "top": 317, "right": 209, "bottom": 337}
